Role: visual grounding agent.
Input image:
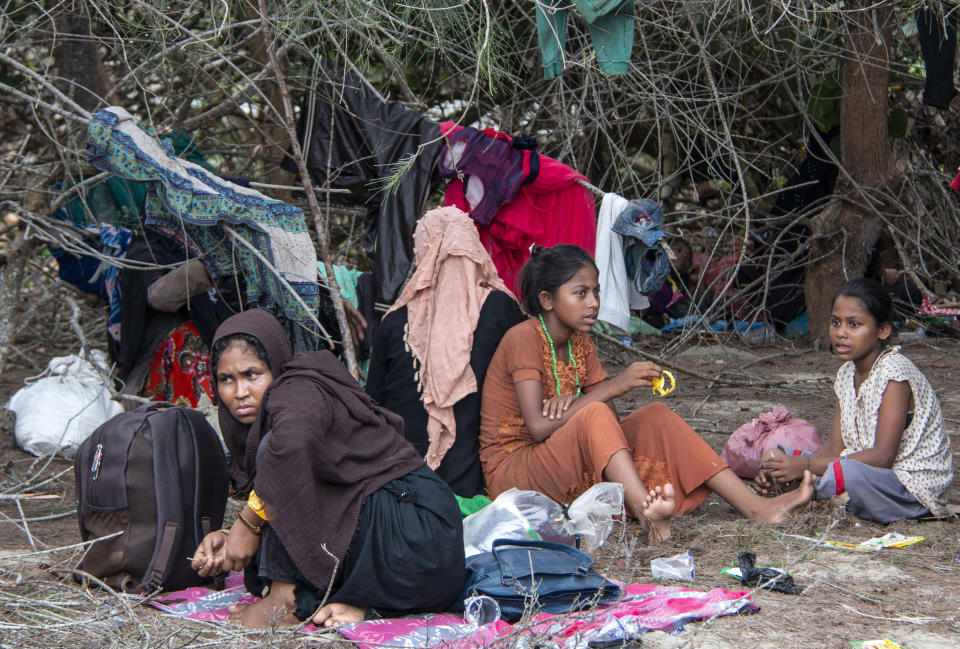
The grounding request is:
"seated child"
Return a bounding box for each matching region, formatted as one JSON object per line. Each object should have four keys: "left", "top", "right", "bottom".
{"left": 757, "top": 279, "right": 954, "bottom": 523}
{"left": 191, "top": 309, "right": 465, "bottom": 628}
{"left": 480, "top": 244, "right": 813, "bottom": 545}
{"left": 366, "top": 207, "right": 523, "bottom": 496}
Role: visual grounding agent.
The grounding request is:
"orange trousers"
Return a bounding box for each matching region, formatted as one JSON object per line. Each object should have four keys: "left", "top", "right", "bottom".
{"left": 486, "top": 401, "right": 727, "bottom": 515}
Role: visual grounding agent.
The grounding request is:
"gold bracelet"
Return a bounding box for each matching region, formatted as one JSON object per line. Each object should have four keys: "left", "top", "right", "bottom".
{"left": 237, "top": 510, "right": 264, "bottom": 536}
{"left": 216, "top": 528, "right": 230, "bottom": 535}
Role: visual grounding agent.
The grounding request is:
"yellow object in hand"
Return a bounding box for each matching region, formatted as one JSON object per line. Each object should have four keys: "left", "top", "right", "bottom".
{"left": 651, "top": 370, "right": 676, "bottom": 396}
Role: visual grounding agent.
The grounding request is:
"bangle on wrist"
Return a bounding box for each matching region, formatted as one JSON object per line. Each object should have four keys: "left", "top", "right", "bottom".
{"left": 237, "top": 510, "right": 264, "bottom": 535}
{"left": 247, "top": 490, "right": 268, "bottom": 521}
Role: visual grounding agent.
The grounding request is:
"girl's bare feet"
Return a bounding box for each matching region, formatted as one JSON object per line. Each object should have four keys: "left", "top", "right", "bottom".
{"left": 228, "top": 581, "right": 299, "bottom": 628}
{"left": 313, "top": 602, "right": 365, "bottom": 628}
{"left": 640, "top": 483, "right": 675, "bottom": 545}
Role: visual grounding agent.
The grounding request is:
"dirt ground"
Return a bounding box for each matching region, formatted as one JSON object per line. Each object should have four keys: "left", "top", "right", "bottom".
{"left": 591, "top": 335, "right": 960, "bottom": 649}
{"left": 1, "top": 330, "right": 958, "bottom": 648}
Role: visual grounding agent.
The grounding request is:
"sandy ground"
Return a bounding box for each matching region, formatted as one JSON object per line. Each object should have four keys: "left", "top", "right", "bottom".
{"left": 590, "top": 335, "right": 960, "bottom": 649}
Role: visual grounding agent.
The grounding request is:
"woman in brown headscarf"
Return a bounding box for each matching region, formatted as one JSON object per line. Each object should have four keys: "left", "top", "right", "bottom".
{"left": 191, "top": 309, "right": 465, "bottom": 628}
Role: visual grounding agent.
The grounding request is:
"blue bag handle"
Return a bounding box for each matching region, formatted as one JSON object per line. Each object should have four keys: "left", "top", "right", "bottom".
{"left": 491, "top": 539, "right": 593, "bottom": 586}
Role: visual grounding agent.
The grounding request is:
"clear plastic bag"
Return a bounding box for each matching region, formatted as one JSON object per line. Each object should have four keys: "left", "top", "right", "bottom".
{"left": 462, "top": 483, "right": 624, "bottom": 557}
{"left": 650, "top": 550, "right": 695, "bottom": 581}
{"left": 563, "top": 483, "right": 625, "bottom": 554}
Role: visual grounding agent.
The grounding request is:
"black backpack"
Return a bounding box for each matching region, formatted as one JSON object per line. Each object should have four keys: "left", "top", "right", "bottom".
{"left": 74, "top": 402, "right": 229, "bottom": 593}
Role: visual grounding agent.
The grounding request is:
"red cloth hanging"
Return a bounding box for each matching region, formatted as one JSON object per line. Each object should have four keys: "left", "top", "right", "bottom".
{"left": 141, "top": 321, "right": 215, "bottom": 408}
{"left": 439, "top": 122, "right": 596, "bottom": 295}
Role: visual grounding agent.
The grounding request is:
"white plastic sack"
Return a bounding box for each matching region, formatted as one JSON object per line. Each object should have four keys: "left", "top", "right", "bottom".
{"left": 7, "top": 350, "right": 124, "bottom": 459}
{"left": 463, "top": 483, "right": 624, "bottom": 557}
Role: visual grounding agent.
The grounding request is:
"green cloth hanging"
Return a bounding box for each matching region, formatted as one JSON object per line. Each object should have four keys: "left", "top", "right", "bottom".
{"left": 536, "top": 0, "right": 634, "bottom": 80}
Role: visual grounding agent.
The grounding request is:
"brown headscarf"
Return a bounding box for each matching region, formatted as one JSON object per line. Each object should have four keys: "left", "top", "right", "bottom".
{"left": 213, "top": 309, "right": 293, "bottom": 491}
{"left": 212, "top": 309, "right": 423, "bottom": 590}
{"left": 386, "top": 206, "right": 514, "bottom": 469}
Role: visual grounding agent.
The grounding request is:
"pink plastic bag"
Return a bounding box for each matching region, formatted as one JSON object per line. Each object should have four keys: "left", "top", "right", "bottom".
{"left": 721, "top": 406, "right": 822, "bottom": 478}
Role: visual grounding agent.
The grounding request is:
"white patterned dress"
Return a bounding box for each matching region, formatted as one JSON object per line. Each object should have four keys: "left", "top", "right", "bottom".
{"left": 831, "top": 346, "right": 952, "bottom": 518}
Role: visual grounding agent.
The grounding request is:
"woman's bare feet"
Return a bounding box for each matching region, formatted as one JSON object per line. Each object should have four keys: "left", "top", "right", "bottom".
{"left": 313, "top": 602, "right": 365, "bottom": 628}
{"left": 707, "top": 466, "right": 815, "bottom": 523}
{"left": 228, "top": 581, "right": 299, "bottom": 628}
{"left": 640, "top": 483, "right": 675, "bottom": 545}
{"left": 751, "top": 470, "right": 815, "bottom": 523}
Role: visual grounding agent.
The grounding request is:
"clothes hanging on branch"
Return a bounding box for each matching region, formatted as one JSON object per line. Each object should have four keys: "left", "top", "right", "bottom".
{"left": 439, "top": 122, "right": 596, "bottom": 295}
{"left": 284, "top": 64, "right": 443, "bottom": 302}
{"left": 54, "top": 129, "right": 212, "bottom": 231}
{"left": 437, "top": 126, "right": 540, "bottom": 227}
{"left": 87, "top": 107, "right": 326, "bottom": 352}
{"left": 611, "top": 197, "right": 670, "bottom": 296}
{"left": 48, "top": 223, "right": 131, "bottom": 345}
{"left": 536, "top": 0, "right": 634, "bottom": 80}
{"left": 596, "top": 193, "right": 634, "bottom": 332}
{"left": 916, "top": 7, "right": 957, "bottom": 109}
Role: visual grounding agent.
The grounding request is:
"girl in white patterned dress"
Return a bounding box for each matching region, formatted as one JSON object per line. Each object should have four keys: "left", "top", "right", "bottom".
{"left": 757, "top": 279, "right": 953, "bottom": 523}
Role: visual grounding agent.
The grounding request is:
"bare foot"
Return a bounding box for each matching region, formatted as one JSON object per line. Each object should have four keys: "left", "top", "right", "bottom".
{"left": 228, "top": 581, "right": 299, "bottom": 628}
{"left": 640, "top": 483, "right": 675, "bottom": 545}
{"left": 753, "top": 470, "right": 814, "bottom": 523}
{"left": 313, "top": 602, "right": 365, "bottom": 628}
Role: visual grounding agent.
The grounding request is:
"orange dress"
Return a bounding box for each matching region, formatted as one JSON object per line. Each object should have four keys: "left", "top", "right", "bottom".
{"left": 479, "top": 318, "right": 726, "bottom": 514}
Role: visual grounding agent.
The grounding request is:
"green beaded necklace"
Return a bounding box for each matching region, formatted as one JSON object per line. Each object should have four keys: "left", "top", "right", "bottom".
{"left": 538, "top": 313, "right": 582, "bottom": 397}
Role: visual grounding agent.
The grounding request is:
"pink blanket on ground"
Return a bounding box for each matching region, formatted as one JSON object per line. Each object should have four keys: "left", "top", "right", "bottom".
{"left": 148, "top": 576, "right": 755, "bottom": 646}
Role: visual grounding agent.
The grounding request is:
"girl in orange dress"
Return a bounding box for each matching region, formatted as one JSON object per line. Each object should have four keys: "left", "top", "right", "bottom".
{"left": 479, "top": 244, "right": 813, "bottom": 544}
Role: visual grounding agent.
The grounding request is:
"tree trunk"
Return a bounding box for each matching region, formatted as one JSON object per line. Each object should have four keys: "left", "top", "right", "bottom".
{"left": 250, "top": 27, "right": 292, "bottom": 189}
{"left": 805, "top": 1, "right": 895, "bottom": 341}
{"left": 52, "top": 3, "right": 109, "bottom": 113}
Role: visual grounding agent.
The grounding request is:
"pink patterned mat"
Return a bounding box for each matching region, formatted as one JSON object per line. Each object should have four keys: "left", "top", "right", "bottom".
{"left": 149, "top": 575, "right": 755, "bottom": 647}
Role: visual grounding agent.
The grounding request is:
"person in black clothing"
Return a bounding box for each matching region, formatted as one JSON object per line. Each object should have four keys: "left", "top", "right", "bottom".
{"left": 366, "top": 207, "right": 524, "bottom": 497}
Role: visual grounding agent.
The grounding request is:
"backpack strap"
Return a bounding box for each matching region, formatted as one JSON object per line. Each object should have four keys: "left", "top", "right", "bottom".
{"left": 147, "top": 521, "right": 179, "bottom": 592}
{"left": 141, "top": 407, "right": 192, "bottom": 591}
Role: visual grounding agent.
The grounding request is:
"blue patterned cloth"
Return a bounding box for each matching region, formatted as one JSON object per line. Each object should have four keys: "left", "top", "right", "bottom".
{"left": 86, "top": 107, "right": 320, "bottom": 333}
{"left": 49, "top": 223, "right": 132, "bottom": 343}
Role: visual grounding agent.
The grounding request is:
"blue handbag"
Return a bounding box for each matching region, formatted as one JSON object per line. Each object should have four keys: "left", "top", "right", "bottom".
{"left": 462, "top": 539, "right": 621, "bottom": 621}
